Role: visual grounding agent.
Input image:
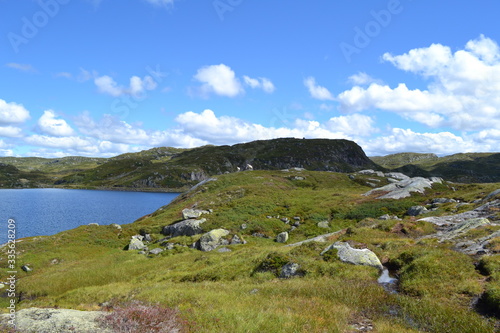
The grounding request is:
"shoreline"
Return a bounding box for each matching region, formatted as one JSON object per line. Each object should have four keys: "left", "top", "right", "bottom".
{"left": 0, "top": 185, "right": 188, "bottom": 194}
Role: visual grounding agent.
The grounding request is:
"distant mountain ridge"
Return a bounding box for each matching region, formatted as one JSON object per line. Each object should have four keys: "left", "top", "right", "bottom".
{"left": 1, "top": 141, "right": 498, "bottom": 190}
{"left": 371, "top": 152, "right": 500, "bottom": 183}
{"left": 0, "top": 138, "right": 378, "bottom": 190}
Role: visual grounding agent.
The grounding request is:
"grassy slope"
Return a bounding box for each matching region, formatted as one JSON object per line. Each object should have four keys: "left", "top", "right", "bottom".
{"left": 1, "top": 170, "right": 499, "bottom": 332}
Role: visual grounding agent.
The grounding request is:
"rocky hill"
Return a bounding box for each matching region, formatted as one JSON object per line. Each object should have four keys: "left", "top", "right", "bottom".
{"left": 0, "top": 138, "right": 379, "bottom": 190}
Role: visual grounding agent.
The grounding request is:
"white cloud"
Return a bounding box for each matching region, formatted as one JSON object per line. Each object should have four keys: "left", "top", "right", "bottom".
{"left": 304, "top": 77, "right": 334, "bottom": 100}
{"left": 0, "top": 99, "right": 30, "bottom": 124}
{"left": 75, "top": 112, "right": 150, "bottom": 144}
{"left": 326, "top": 114, "right": 377, "bottom": 137}
{"left": 361, "top": 128, "right": 477, "bottom": 156}
{"left": 174, "top": 109, "right": 376, "bottom": 145}
{"left": 0, "top": 126, "right": 22, "bottom": 137}
{"left": 94, "top": 75, "right": 158, "bottom": 97}
{"left": 243, "top": 76, "right": 275, "bottom": 93}
{"left": 38, "top": 110, "right": 75, "bottom": 137}
{"left": 193, "top": 64, "right": 243, "bottom": 98}
{"left": 348, "top": 72, "right": 381, "bottom": 85}
{"left": 94, "top": 75, "right": 123, "bottom": 97}
{"left": 6, "top": 63, "right": 36, "bottom": 73}
{"left": 25, "top": 135, "right": 95, "bottom": 151}
{"left": 338, "top": 36, "right": 500, "bottom": 132}
{"left": 143, "top": 0, "right": 175, "bottom": 6}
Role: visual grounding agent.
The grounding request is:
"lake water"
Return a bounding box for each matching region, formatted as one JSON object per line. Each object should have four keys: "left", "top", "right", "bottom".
{"left": 0, "top": 189, "right": 179, "bottom": 244}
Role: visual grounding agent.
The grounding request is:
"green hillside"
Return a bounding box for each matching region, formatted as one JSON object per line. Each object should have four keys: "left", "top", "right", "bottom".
{"left": 2, "top": 169, "right": 499, "bottom": 332}
{"left": 0, "top": 138, "right": 379, "bottom": 191}
{"left": 371, "top": 152, "right": 500, "bottom": 183}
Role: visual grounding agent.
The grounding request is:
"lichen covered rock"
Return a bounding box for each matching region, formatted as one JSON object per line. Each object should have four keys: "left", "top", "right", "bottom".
{"left": 321, "top": 242, "right": 383, "bottom": 270}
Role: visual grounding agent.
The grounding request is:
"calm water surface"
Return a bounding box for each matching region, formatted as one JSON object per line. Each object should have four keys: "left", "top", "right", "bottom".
{"left": 0, "top": 189, "right": 179, "bottom": 243}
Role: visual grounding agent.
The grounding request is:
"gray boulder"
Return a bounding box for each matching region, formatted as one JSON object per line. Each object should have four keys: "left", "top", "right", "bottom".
{"left": 358, "top": 169, "right": 385, "bottom": 177}
{"left": 384, "top": 172, "right": 410, "bottom": 181}
{"left": 364, "top": 177, "right": 438, "bottom": 200}
{"left": 196, "top": 229, "right": 230, "bottom": 252}
{"left": 443, "top": 218, "right": 491, "bottom": 240}
{"left": 432, "top": 198, "right": 457, "bottom": 205}
{"left": 276, "top": 232, "right": 289, "bottom": 243}
{"left": 0, "top": 307, "right": 112, "bottom": 333}
{"left": 162, "top": 218, "right": 206, "bottom": 237}
{"left": 321, "top": 242, "right": 383, "bottom": 270}
{"left": 230, "top": 234, "right": 246, "bottom": 245}
{"left": 182, "top": 208, "right": 209, "bottom": 220}
{"left": 279, "top": 263, "right": 302, "bottom": 279}
{"left": 407, "top": 206, "right": 428, "bottom": 216}
{"left": 128, "top": 236, "right": 146, "bottom": 251}
{"left": 149, "top": 248, "right": 164, "bottom": 255}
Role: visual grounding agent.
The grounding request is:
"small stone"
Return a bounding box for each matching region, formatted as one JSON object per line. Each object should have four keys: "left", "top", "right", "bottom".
{"left": 240, "top": 223, "right": 248, "bottom": 230}
{"left": 317, "top": 221, "right": 329, "bottom": 228}
{"left": 21, "top": 265, "right": 32, "bottom": 272}
{"left": 149, "top": 248, "right": 164, "bottom": 255}
{"left": 407, "top": 206, "right": 428, "bottom": 216}
{"left": 128, "top": 237, "right": 146, "bottom": 251}
{"left": 279, "top": 263, "right": 301, "bottom": 279}
{"left": 217, "top": 247, "right": 232, "bottom": 253}
{"left": 293, "top": 216, "right": 301, "bottom": 221}
{"left": 276, "top": 232, "right": 289, "bottom": 243}
{"left": 230, "top": 234, "right": 246, "bottom": 245}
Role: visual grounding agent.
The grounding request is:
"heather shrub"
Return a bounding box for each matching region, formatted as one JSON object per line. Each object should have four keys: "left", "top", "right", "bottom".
{"left": 99, "top": 301, "right": 191, "bottom": 333}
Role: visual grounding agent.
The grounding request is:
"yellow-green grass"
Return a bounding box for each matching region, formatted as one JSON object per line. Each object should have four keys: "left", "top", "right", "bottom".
{"left": 1, "top": 170, "right": 499, "bottom": 332}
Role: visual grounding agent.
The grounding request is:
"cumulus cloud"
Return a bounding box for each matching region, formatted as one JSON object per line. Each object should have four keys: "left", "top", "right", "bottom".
{"left": 243, "top": 76, "right": 275, "bottom": 93}
{"left": 193, "top": 64, "right": 243, "bottom": 97}
{"left": 338, "top": 35, "right": 500, "bottom": 132}
{"left": 361, "top": 128, "right": 477, "bottom": 156}
{"left": 304, "top": 77, "right": 334, "bottom": 101}
{"left": 25, "top": 135, "right": 95, "bottom": 151}
{"left": 38, "top": 110, "right": 75, "bottom": 137}
{"left": 94, "top": 75, "right": 157, "bottom": 97}
{"left": 75, "top": 112, "right": 150, "bottom": 144}
{"left": 0, "top": 99, "right": 30, "bottom": 124}
{"left": 0, "top": 126, "right": 23, "bottom": 137}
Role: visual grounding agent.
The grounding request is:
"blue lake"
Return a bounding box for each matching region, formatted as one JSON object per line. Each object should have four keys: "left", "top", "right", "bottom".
{"left": 0, "top": 189, "right": 179, "bottom": 244}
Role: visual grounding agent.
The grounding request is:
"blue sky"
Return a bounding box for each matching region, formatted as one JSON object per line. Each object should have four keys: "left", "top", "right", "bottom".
{"left": 1, "top": 0, "right": 500, "bottom": 157}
